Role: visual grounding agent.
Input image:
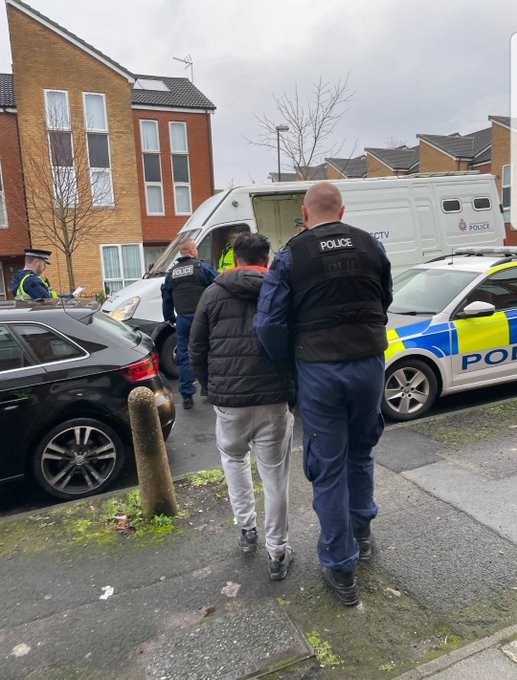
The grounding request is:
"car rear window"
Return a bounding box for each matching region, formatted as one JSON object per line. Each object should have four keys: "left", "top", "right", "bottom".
{"left": 90, "top": 311, "right": 141, "bottom": 345}
{"left": 14, "top": 324, "right": 85, "bottom": 364}
{"left": 0, "top": 325, "right": 27, "bottom": 371}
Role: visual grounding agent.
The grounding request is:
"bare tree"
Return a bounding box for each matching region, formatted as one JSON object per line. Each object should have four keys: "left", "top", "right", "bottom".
{"left": 384, "top": 135, "right": 408, "bottom": 149}
{"left": 20, "top": 107, "right": 112, "bottom": 291}
{"left": 250, "top": 76, "right": 354, "bottom": 180}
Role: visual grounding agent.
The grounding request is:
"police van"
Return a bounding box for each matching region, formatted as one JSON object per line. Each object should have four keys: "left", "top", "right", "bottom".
{"left": 384, "top": 247, "right": 517, "bottom": 421}
{"left": 102, "top": 173, "right": 505, "bottom": 377}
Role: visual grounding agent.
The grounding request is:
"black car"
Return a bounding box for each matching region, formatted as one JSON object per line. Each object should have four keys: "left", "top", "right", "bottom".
{"left": 0, "top": 299, "right": 175, "bottom": 500}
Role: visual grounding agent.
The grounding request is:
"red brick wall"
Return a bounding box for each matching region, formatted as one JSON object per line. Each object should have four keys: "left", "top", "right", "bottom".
{"left": 133, "top": 109, "right": 215, "bottom": 244}
{"left": 0, "top": 111, "right": 30, "bottom": 255}
{"left": 0, "top": 111, "right": 30, "bottom": 297}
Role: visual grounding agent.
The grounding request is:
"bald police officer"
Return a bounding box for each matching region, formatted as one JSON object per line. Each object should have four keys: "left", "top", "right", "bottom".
{"left": 254, "top": 182, "right": 392, "bottom": 606}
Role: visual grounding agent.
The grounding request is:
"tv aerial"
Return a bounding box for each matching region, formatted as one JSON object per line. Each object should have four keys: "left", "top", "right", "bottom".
{"left": 173, "top": 55, "right": 194, "bottom": 83}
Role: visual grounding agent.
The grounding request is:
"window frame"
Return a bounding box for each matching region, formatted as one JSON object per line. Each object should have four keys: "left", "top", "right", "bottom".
{"left": 140, "top": 119, "right": 165, "bottom": 216}
{"left": 502, "top": 164, "right": 511, "bottom": 212}
{"left": 44, "top": 89, "right": 78, "bottom": 206}
{"left": 453, "top": 267, "right": 517, "bottom": 316}
{"left": 472, "top": 196, "right": 491, "bottom": 211}
{"left": 169, "top": 121, "right": 192, "bottom": 216}
{"left": 0, "top": 161, "right": 7, "bottom": 228}
{"left": 100, "top": 243, "right": 145, "bottom": 295}
{"left": 83, "top": 92, "right": 115, "bottom": 208}
{"left": 441, "top": 198, "right": 462, "bottom": 213}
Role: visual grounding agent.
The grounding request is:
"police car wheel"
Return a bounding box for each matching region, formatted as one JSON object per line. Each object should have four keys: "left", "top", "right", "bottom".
{"left": 382, "top": 359, "right": 438, "bottom": 422}
{"left": 33, "top": 418, "right": 125, "bottom": 500}
{"left": 159, "top": 333, "right": 178, "bottom": 379}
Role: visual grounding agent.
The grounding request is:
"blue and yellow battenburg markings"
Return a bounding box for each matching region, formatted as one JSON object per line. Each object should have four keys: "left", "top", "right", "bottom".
{"left": 386, "top": 313, "right": 517, "bottom": 367}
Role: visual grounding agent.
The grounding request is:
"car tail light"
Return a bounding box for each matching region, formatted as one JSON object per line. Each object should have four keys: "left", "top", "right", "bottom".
{"left": 120, "top": 352, "right": 159, "bottom": 382}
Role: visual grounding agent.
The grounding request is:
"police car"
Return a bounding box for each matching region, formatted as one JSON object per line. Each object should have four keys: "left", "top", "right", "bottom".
{"left": 383, "top": 247, "right": 517, "bottom": 421}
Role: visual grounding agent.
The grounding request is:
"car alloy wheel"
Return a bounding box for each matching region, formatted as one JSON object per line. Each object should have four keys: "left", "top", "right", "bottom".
{"left": 33, "top": 418, "right": 125, "bottom": 500}
{"left": 383, "top": 359, "right": 438, "bottom": 422}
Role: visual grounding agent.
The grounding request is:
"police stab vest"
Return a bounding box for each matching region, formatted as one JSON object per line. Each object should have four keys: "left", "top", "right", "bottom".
{"left": 170, "top": 257, "right": 206, "bottom": 314}
{"left": 15, "top": 273, "right": 58, "bottom": 300}
{"left": 287, "top": 222, "right": 388, "bottom": 361}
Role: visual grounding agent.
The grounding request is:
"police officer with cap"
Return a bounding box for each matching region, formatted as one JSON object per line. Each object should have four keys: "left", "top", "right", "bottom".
{"left": 11, "top": 248, "right": 60, "bottom": 300}
{"left": 254, "top": 181, "right": 392, "bottom": 606}
{"left": 161, "top": 238, "right": 218, "bottom": 409}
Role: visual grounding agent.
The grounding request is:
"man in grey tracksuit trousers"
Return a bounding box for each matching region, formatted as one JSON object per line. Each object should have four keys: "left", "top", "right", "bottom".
{"left": 189, "top": 233, "right": 295, "bottom": 581}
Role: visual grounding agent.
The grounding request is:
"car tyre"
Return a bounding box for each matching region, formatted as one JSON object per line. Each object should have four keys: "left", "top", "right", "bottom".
{"left": 33, "top": 418, "right": 125, "bottom": 500}
{"left": 159, "top": 333, "right": 178, "bottom": 379}
{"left": 382, "top": 359, "right": 438, "bottom": 422}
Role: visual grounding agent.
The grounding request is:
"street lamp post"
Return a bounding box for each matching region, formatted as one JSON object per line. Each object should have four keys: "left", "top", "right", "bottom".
{"left": 275, "top": 125, "right": 289, "bottom": 182}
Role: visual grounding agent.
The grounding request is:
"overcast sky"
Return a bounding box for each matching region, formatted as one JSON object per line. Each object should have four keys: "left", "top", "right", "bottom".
{"left": 0, "top": 0, "right": 515, "bottom": 189}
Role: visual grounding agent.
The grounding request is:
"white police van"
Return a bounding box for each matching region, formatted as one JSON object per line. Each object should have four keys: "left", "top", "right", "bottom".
{"left": 384, "top": 247, "right": 517, "bottom": 421}
{"left": 102, "top": 173, "right": 505, "bottom": 377}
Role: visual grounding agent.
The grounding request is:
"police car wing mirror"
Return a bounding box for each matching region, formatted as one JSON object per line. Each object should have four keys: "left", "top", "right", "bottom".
{"left": 457, "top": 301, "right": 496, "bottom": 318}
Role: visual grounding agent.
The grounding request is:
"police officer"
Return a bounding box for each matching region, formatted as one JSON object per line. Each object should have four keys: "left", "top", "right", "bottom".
{"left": 161, "top": 238, "right": 218, "bottom": 409}
{"left": 218, "top": 230, "right": 239, "bottom": 272}
{"left": 12, "top": 249, "right": 59, "bottom": 300}
{"left": 254, "top": 182, "right": 392, "bottom": 606}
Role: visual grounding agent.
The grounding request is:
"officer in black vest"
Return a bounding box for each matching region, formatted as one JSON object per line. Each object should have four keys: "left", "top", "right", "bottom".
{"left": 161, "top": 238, "right": 218, "bottom": 408}
{"left": 255, "top": 182, "right": 392, "bottom": 606}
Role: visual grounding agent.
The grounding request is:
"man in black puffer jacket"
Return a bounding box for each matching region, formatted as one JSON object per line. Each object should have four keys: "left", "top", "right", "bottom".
{"left": 189, "top": 233, "right": 295, "bottom": 581}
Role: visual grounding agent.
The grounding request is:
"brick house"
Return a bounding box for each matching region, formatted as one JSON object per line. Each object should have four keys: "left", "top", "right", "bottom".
{"left": 417, "top": 128, "right": 492, "bottom": 174}
{"left": 131, "top": 75, "right": 215, "bottom": 271}
{"left": 4, "top": 0, "right": 215, "bottom": 296}
{"left": 0, "top": 72, "right": 30, "bottom": 299}
{"left": 365, "top": 146, "right": 419, "bottom": 177}
{"left": 488, "top": 116, "right": 516, "bottom": 244}
{"left": 326, "top": 155, "right": 367, "bottom": 179}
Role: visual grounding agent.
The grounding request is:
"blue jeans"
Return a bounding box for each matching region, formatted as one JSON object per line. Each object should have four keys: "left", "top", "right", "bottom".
{"left": 176, "top": 313, "right": 197, "bottom": 399}
{"left": 296, "top": 354, "right": 385, "bottom": 573}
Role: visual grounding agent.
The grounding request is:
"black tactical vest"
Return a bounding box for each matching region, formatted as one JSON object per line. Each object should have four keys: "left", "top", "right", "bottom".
{"left": 170, "top": 257, "right": 206, "bottom": 314}
{"left": 287, "top": 222, "right": 388, "bottom": 361}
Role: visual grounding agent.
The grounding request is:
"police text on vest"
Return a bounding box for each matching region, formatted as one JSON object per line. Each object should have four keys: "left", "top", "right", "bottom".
{"left": 319, "top": 237, "right": 354, "bottom": 253}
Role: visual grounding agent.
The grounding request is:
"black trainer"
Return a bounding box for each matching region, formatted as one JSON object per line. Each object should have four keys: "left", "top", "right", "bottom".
{"left": 268, "top": 547, "right": 293, "bottom": 581}
{"left": 355, "top": 527, "right": 374, "bottom": 562}
{"left": 200, "top": 386, "right": 208, "bottom": 397}
{"left": 183, "top": 396, "right": 194, "bottom": 410}
{"left": 321, "top": 567, "right": 359, "bottom": 606}
{"left": 239, "top": 528, "right": 258, "bottom": 553}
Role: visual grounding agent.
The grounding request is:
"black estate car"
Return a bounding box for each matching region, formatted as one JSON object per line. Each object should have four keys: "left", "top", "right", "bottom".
{"left": 0, "top": 299, "right": 175, "bottom": 500}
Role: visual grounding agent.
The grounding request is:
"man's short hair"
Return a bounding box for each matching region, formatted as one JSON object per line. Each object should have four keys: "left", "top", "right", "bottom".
{"left": 233, "top": 233, "right": 270, "bottom": 265}
{"left": 178, "top": 238, "right": 196, "bottom": 256}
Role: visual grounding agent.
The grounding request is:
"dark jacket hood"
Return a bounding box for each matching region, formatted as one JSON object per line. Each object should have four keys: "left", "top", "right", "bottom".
{"left": 214, "top": 267, "right": 265, "bottom": 300}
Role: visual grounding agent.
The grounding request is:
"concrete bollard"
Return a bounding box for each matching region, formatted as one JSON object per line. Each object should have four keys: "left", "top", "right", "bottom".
{"left": 128, "top": 386, "right": 177, "bottom": 517}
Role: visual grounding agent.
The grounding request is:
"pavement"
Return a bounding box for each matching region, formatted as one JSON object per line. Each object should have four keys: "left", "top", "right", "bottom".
{"left": 1, "top": 398, "right": 517, "bottom": 679}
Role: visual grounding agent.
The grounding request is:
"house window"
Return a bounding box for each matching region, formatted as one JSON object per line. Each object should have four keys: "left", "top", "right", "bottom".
{"left": 140, "top": 120, "right": 164, "bottom": 215}
{"left": 101, "top": 243, "right": 144, "bottom": 294}
{"left": 83, "top": 93, "right": 114, "bottom": 207}
{"left": 45, "top": 89, "right": 77, "bottom": 206}
{"left": 0, "top": 263, "right": 6, "bottom": 301}
{"left": 0, "top": 162, "right": 7, "bottom": 227}
{"left": 502, "top": 164, "right": 511, "bottom": 217}
{"left": 169, "top": 122, "right": 192, "bottom": 215}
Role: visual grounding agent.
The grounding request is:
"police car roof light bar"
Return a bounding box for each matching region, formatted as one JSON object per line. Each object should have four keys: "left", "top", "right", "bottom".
{"left": 454, "top": 247, "right": 517, "bottom": 257}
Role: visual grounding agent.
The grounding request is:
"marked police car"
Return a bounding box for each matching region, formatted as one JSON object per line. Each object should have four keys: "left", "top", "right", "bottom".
{"left": 383, "top": 247, "right": 517, "bottom": 421}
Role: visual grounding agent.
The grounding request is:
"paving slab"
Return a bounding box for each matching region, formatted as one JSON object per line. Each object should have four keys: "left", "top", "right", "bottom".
{"left": 404, "top": 462, "right": 517, "bottom": 545}
{"left": 427, "top": 648, "right": 517, "bottom": 679}
{"left": 145, "top": 604, "right": 313, "bottom": 680}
